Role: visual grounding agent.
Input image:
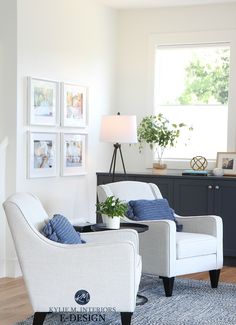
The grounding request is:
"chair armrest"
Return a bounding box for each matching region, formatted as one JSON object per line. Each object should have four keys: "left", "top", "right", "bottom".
{"left": 22, "top": 239, "right": 140, "bottom": 312}
{"left": 138, "top": 220, "right": 176, "bottom": 276}
{"left": 175, "top": 214, "right": 222, "bottom": 237}
{"left": 82, "top": 229, "right": 139, "bottom": 254}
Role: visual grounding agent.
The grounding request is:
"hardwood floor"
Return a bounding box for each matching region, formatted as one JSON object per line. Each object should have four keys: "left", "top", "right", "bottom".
{"left": 0, "top": 277, "right": 33, "bottom": 325}
{"left": 0, "top": 266, "right": 235, "bottom": 325}
{"left": 179, "top": 266, "right": 236, "bottom": 282}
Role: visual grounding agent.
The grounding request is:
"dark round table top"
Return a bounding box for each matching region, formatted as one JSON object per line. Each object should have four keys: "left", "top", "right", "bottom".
{"left": 91, "top": 222, "right": 149, "bottom": 233}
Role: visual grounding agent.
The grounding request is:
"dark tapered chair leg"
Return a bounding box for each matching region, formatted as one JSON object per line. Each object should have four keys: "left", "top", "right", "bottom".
{"left": 32, "top": 312, "right": 47, "bottom": 325}
{"left": 161, "top": 277, "right": 175, "bottom": 297}
{"left": 209, "top": 269, "right": 221, "bottom": 288}
{"left": 120, "top": 312, "right": 133, "bottom": 325}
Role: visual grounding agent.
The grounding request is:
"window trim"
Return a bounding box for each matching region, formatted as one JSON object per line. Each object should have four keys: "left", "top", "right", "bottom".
{"left": 147, "top": 30, "right": 236, "bottom": 170}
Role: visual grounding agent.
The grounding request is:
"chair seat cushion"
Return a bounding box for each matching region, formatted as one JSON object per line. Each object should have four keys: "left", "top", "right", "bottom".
{"left": 42, "top": 214, "right": 85, "bottom": 244}
{"left": 176, "top": 232, "right": 217, "bottom": 259}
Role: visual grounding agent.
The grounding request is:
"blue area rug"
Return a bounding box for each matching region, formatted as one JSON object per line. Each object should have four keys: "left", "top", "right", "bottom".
{"left": 16, "top": 275, "right": 236, "bottom": 325}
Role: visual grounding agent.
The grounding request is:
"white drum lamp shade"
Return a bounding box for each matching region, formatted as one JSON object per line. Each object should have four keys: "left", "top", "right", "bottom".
{"left": 100, "top": 115, "right": 138, "bottom": 144}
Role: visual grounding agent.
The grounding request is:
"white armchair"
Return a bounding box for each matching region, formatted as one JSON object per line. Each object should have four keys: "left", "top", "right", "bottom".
{"left": 97, "top": 181, "right": 223, "bottom": 297}
{"left": 3, "top": 193, "right": 141, "bottom": 325}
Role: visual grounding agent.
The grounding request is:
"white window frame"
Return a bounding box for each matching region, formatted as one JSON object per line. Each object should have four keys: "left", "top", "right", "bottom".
{"left": 147, "top": 30, "right": 236, "bottom": 170}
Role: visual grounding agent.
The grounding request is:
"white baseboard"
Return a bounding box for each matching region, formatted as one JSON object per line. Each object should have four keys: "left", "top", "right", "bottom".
{"left": 0, "top": 259, "right": 6, "bottom": 278}
{"left": 5, "top": 258, "right": 22, "bottom": 277}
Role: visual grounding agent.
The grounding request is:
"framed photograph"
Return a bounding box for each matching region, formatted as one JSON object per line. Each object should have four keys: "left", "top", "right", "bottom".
{"left": 61, "top": 83, "right": 87, "bottom": 127}
{"left": 28, "top": 132, "right": 58, "bottom": 178}
{"left": 61, "top": 133, "right": 86, "bottom": 176}
{"left": 216, "top": 152, "right": 236, "bottom": 175}
{"left": 28, "top": 77, "right": 59, "bottom": 126}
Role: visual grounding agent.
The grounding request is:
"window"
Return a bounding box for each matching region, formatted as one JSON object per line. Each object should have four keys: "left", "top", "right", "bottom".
{"left": 154, "top": 44, "right": 230, "bottom": 161}
{"left": 147, "top": 30, "right": 236, "bottom": 169}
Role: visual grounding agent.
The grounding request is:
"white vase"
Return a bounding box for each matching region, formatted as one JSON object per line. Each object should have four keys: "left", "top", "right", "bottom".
{"left": 102, "top": 215, "right": 120, "bottom": 229}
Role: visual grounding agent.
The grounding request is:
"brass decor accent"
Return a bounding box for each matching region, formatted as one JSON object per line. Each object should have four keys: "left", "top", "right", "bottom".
{"left": 190, "top": 156, "right": 208, "bottom": 171}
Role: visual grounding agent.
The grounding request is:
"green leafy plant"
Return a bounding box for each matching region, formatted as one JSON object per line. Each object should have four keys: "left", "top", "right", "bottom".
{"left": 96, "top": 196, "right": 128, "bottom": 218}
{"left": 137, "top": 113, "right": 192, "bottom": 164}
{"left": 177, "top": 49, "right": 230, "bottom": 105}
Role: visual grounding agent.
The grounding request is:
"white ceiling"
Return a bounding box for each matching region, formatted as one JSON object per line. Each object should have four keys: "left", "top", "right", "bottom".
{"left": 97, "top": 0, "right": 236, "bottom": 9}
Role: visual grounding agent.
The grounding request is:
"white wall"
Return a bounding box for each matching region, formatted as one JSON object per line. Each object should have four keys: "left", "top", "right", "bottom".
{"left": 1, "top": 0, "right": 117, "bottom": 277}
{"left": 0, "top": 0, "right": 18, "bottom": 277}
{"left": 0, "top": 0, "right": 17, "bottom": 195}
{"left": 0, "top": 138, "right": 8, "bottom": 277}
{"left": 117, "top": 3, "right": 236, "bottom": 171}
{"left": 17, "top": 0, "right": 117, "bottom": 221}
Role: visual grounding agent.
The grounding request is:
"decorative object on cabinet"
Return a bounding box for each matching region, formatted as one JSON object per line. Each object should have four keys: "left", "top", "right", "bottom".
{"left": 61, "top": 83, "right": 87, "bottom": 127}
{"left": 28, "top": 77, "right": 59, "bottom": 126}
{"left": 216, "top": 152, "right": 236, "bottom": 176}
{"left": 28, "top": 132, "right": 58, "bottom": 178}
{"left": 96, "top": 195, "right": 128, "bottom": 229}
{"left": 213, "top": 167, "right": 224, "bottom": 176}
{"left": 182, "top": 169, "right": 208, "bottom": 176}
{"left": 100, "top": 112, "right": 137, "bottom": 182}
{"left": 190, "top": 156, "right": 208, "bottom": 170}
{"left": 152, "top": 162, "right": 167, "bottom": 174}
{"left": 182, "top": 156, "right": 209, "bottom": 176}
{"left": 61, "top": 133, "right": 86, "bottom": 176}
{"left": 97, "top": 180, "right": 223, "bottom": 297}
{"left": 137, "top": 113, "right": 192, "bottom": 172}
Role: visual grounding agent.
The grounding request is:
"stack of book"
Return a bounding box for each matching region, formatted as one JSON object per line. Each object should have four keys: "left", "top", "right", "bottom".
{"left": 182, "top": 169, "right": 208, "bottom": 176}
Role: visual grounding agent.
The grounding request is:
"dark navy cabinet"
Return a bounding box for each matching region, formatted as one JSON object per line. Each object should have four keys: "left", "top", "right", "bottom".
{"left": 97, "top": 172, "right": 236, "bottom": 259}
{"left": 173, "top": 178, "right": 236, "bottom": 257}
{"left": 174, "top": 178, "right": 213, "bottom": 216}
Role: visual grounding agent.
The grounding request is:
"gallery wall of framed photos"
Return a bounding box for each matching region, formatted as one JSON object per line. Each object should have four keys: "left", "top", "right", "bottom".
{"left": 27, "top": 77, "right": 88, "bottom": 178}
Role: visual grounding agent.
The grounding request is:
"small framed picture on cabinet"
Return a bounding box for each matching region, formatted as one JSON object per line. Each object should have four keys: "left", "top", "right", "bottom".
{"left": 216, "top": 152, "right": 236, "bottom": 176}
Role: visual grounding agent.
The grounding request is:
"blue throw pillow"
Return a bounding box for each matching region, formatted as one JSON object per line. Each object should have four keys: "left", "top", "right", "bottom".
{"left": 128, "top": 199, "right": 183, "bottom": 232}
{"left": 42, "top": 214, "right": 85, "bottom": 244}
{"left": 126, "top": 203, "right": 135, "bottom": 219}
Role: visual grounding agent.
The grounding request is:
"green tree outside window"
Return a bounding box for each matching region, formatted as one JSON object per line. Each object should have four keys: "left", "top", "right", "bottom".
{"left": 177, "top": 48, "right": 230, "bottom": 105}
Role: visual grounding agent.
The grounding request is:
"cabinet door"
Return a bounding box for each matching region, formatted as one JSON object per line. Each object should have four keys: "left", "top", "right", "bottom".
{"left": 174, "top": 179, "right": 214, "bottom": 216}
{"left": 215, "top": 181, "right": 236, "bottom": 257}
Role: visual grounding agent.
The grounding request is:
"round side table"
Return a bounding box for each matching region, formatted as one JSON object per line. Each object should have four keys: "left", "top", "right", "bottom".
{"left": 91, "top": 222, "right": 149, "bottom": 233}
{"left": 91, "top": 222, "right": 149, "bottom": 306}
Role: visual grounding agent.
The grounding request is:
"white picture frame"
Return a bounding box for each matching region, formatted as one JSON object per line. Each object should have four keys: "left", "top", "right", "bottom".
{"left": 28, "top": 132, "right": 59, "bottom": 178}
{"left": 28, "top": 77, "right": 59, "bottom": 126}
{"left": 61, "top": 133, "right": 86, "bottom": 176}
{"left": 61, "top": 83, "right": 87, "bottom": 127}
{"left": 216, "top": 151, "right": 236, "bottom": 176}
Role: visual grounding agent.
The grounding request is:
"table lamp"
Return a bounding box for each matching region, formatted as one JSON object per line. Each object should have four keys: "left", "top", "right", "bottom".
{"left": 100, "top": 113, "right": 138, "bottom": 181}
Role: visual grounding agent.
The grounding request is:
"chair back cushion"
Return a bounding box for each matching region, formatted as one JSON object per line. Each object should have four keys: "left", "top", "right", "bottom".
{"left": 3, "top": 192, "right": 49, "bottom": 231}
{"left": 97, "top": 181, "right": 163, "bottom": 203}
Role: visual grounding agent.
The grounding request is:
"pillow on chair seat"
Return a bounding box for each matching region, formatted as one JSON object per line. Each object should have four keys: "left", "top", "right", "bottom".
{"left": 127, "top": 199, "right": 183, "bottom": 232}
{"left": 42, "top": 214, "right": 85, "bottom": 244}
